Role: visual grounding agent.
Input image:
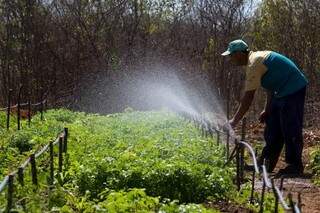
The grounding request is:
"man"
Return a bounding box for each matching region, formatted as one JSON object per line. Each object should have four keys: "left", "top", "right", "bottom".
{"left": 222, "top": 39, "right": 308, "bottom": 175}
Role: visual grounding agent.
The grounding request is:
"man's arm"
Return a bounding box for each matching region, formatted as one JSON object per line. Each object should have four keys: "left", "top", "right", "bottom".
{"left": 230, "top": 90, "right": 256, "bottom": 127}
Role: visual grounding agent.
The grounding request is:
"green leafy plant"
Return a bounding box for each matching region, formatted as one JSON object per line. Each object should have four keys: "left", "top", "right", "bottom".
{"left": 0, "top": 109, "right": 280, "bottom": 212}
{"left": 9, "top": 130, "right": 33, "bottom": 153}
{"left": 311, "top": 148, "right": 320, "bottom": 185}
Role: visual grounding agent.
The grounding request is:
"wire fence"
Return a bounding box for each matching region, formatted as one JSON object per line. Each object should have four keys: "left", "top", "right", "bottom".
{"left": 178, "top": 111, "right": 301, "bottom": 213}
{"left": 0, "top": 86, "right": 47, "bottom": 130}
{"left": 0, "top": 128, "right": 68, "bottom": 212}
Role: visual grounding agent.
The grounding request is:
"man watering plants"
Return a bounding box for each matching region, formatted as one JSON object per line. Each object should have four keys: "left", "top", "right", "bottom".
{"left": 222, "top": 39, "right": 308, "bottom": 175}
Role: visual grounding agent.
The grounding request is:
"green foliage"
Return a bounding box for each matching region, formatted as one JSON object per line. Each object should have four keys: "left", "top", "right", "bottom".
{"left": 0, "top": 109, "right": 277, "bottom": 212}
{"left": 0, "top": 109, "right": 227, "bottom": 212}
{"left": 311, "top": 148, "right": 320, "bottom": 185}
{"left": 49, "top": 188, "right": 217, "bottom": 213}
{"left": 50, "top": 190, "right": 68, "bottom": 209}
{"left": 98, "top": 189, "right": 159, "bottom": 212}
{"left": 202, "top": 38, "right": 217, "bottom": 71}
{"left": 159, "top": 200, "right": 219, "bottom": 213}
{"left": 9, "top": 130, "right": 33, "bottom": 153}
{"left": 65, "top": 111, "right": 233, "bottom": 203}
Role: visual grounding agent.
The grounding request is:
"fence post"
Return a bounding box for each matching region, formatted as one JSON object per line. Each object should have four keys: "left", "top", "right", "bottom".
{"left": 30, "top": 154, "right": 38, "bottom": 185}
{"left": 236, "top": 141, "right": 241, "bottom": 191}
{"left": 271, "top": 179, "right": 279, "bottom": 213}
{"left": 7, "top": 174, "right": 14, "bottom": 212}
{"left": 209, "top": 125, "right": 213, "bottom": 139}
{"left": 298, "top": 192, "right": 302, "bottom": 211}
{"left": 226, "top": 133, "right": 230, "bottom": 160}
{"left": 6, "top": 89, "right": 12, "bottom": 130}
{"left": 250, "top": 164, "right": 256, "bottom": 204}
{"left": 64, "top": 128, "right": 68, "bottom": 153}
{"left": 241, "top": 118, "right": 246, "bottom": 140}
{"left": 226, "top": 82, "right": 230, "bottom": 120}
{"left": 18, "top": 167, "right": 24, "bottom": 186}
{"left": 28, "top": 92, "right": 31, "bottom": 127}
{"left": 58, "top": 136, "right": 63, "bottom": 172}
{"left": 17, "top": 85, "right": 23, "bottom": 130}
{"left": 49, "top": 141, "right": 54, "bottom": 185}
{"left": 288, "top": 193, "right": 296, "bottom": 213}
{"left": 259, "top": 178, "right": 266, "bottom": 213}
{"left": 40, "top": 88, "right": 44, "bottom": 121}
{"left": 250, "top": 148, "right": 259, "bottom": 204}
{"left": 239, "top": 147, "right": 244, "bottom": 183}
{"left": 226, "top": 82, "right": 230, "bottom": 160}
{"left": 280, "top": 177, "right": 285, "bottom": 191}
{"left": 201, "top": 124, "right": 205, "bottom": 137}
{"left": 205, "top": 123, "right": 208, "bottom": 138}
{"left": 239, "top": 118, "right": 246, "bottom": 183}
{"left": 216, "top": 130, "right": 220, "bottom": 145}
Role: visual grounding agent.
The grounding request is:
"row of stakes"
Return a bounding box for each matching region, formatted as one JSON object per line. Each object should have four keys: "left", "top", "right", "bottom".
{"left": 178, "top": 111, "right": 301, "bottom": 213}
{"left": 0, "top": 86, "right": 46, "bottom": 130}
{"left": 1, "top": 128, "right": 68, "bottom": 212}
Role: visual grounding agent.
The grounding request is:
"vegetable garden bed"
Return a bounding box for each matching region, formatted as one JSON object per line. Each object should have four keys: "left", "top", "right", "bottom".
{"left": 0, "top": 109, "right": 277, "bottom": 212}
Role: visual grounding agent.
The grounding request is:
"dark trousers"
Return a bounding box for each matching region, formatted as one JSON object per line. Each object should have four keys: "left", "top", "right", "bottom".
{"left": 260, "top": 87, "right": 306, "bottom": 172}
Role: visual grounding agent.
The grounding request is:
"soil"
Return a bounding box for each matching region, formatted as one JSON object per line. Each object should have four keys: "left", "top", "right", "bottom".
{"left": 206, "top": 200, "right": 253, "bottom": 213}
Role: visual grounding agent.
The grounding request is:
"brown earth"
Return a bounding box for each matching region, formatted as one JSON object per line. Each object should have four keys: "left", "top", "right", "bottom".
{"left": 206, "top": 200, "right": 253, "bottom": 213}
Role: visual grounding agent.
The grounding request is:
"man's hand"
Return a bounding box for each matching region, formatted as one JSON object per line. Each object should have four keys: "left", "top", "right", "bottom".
{"left": 259, "top": 110, "right": 269, "bottom": 123}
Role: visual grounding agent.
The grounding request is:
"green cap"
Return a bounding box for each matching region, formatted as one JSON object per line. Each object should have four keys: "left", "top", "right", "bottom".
{"left": 221, "top": 39, "right": 248, "bottom": 56}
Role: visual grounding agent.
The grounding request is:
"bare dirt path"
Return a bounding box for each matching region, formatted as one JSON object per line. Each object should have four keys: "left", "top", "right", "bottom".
{"left": 279, "top": 178, "right": 320, "bottom": 213}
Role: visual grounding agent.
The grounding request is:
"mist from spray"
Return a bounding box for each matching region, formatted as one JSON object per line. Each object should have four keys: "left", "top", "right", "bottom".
{"left": 130, "top": 71, "right": 235, "bottom": 136}
{"left": 148, "top": 84, "right": 199, "bottom": 117}
{"left": 82, "top": 62, "right": 235, "bottom": 135}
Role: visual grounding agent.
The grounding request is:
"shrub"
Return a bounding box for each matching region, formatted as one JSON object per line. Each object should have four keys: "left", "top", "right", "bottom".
{"left": 9, "top": 130, "right": 33, "bottom": 153}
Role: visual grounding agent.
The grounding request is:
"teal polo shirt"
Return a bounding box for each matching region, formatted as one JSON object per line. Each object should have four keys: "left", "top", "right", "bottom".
{"left": 262, "top": 52, "right": 308, "bottom": 98}
{"left": 244, "top": 51, "right": 308, "bottom": 98}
